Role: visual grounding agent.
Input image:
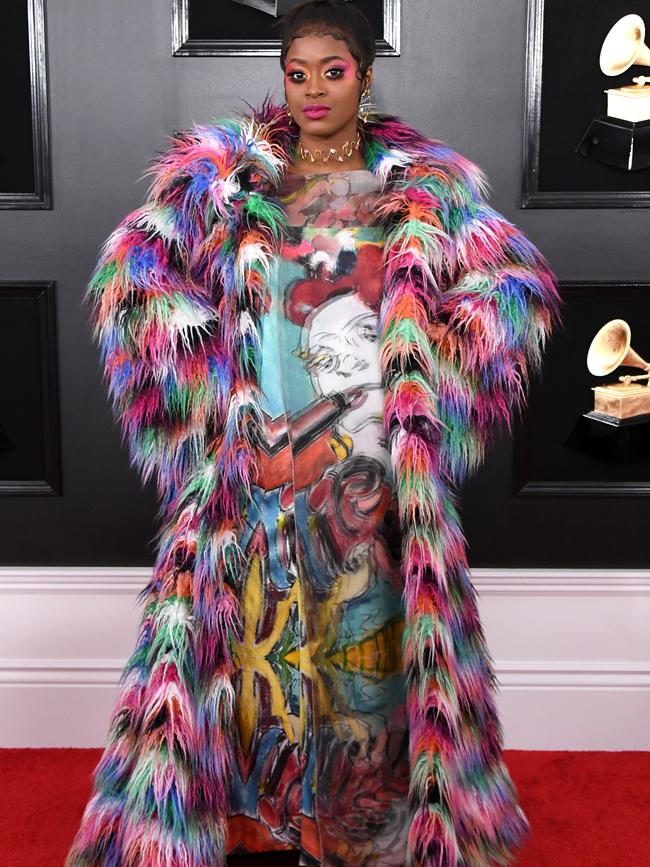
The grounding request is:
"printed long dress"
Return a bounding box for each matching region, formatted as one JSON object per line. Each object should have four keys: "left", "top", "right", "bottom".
{"left": 224, "top": 168, "right": 410, "bottom": 867}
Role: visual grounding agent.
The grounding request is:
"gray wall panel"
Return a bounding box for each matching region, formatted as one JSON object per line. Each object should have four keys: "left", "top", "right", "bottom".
{"left": 0, "top": 1, "right": 646, "bottom": 565}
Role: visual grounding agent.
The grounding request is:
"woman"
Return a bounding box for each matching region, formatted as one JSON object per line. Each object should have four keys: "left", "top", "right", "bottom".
{"left": 65, "top": 2, "right": 561, "bottom": 865}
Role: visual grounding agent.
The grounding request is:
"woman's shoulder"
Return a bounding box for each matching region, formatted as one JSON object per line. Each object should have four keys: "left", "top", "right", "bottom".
{"left": 140, "top": 109, "right": 289, "bottom": 211}
{"left": 362, "top": 108, "right": 491, "bottom": 206}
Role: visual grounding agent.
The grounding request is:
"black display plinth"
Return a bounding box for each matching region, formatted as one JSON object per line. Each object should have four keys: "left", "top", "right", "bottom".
{"left": 564, "top": 412, "right": 650, "bottom": 464}
{"left": 576, "top": 116, "right": 650, "bottom": 171}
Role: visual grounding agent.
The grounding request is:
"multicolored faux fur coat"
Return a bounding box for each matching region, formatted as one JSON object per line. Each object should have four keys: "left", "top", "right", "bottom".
{"left": 65, "top": 96, "right": 561, "bottom": 867}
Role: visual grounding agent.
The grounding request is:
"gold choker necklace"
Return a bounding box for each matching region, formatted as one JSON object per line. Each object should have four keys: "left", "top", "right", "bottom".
{"left": 298, "top": 130, "right": 362, "bottom": 164}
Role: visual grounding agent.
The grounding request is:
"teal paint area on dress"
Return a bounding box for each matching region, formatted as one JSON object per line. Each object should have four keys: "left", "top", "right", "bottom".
{"left": 226, "top": 169, "right": 411, "bottom": 865}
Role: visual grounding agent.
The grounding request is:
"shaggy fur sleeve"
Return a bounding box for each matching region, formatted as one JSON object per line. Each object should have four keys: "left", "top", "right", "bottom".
{"left": 377, "top": 145, "right": 561, "bottom": 487}
{"left": 431, "top": 158, "right": 562, "bottom": 484}
{"left": 432, "top": 172, "right": 560, "bottom": 482}
{"left": 84, "top": 130, "right": 233, "bottom": 507}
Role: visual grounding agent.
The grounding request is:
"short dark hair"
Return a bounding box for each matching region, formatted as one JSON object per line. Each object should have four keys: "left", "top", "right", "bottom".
{"left": 274, "top": 0, "right": 375, "bottom": 83}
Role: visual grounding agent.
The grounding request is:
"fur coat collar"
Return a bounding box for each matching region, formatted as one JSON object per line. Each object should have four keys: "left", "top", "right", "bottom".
{"left": 66, "top": 96, "right": 560, "bottom": 867}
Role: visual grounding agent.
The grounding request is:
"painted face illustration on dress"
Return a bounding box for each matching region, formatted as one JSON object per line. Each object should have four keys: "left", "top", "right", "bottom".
{"left": 303, "top": 293, "right": 379, "bottom": 401}
{"left": 285, "top": 240, "right": 388, "bottom": 466}
{"left": 300, "top": 292, "right": 388, "bottom": 465}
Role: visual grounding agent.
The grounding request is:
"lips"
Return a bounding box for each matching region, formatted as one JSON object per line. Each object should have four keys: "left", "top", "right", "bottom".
{"left": 303, "top": 105, "right": 330, "bottom": 118}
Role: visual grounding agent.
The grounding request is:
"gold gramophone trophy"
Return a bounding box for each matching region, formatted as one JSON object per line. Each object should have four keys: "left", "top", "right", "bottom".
{"left": 585, "top": 319, "right": 650, "bottom": 424}
{"left": 576, "top": 13, "right": 650, "bottom": 170}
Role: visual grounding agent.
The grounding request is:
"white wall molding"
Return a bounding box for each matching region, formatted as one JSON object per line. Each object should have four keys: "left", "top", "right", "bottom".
{"left": 1, "top": 567, "right": 648, "bottom": 748}
{"left": 472, "top": 568, "right": 650, "bottom": 596}
{"left": 2, "top": 565, "right": 650, "bottom": 594}
{"left": 0, "top": 566, "right": 151, "bottom": 594}
{"left": 497, "top": 660, "right": 650, "bottom": 689}
{"left": 0, "top": 658, "right": 124, "bottom": 685}
{"left": 2, "top": 656, "right": 649, "bottom": 689}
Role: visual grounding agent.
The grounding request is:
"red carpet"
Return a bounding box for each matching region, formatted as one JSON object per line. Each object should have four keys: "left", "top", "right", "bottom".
{"left": 1, "top": 749, "right": 648, "bottom": 866}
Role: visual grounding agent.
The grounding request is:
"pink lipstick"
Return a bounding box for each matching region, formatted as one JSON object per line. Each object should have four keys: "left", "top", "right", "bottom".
{"left": 303, "top": 105, "right": 330, "bottom": 118}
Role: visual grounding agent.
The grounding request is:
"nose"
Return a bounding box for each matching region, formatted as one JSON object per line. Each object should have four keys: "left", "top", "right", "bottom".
{"left": 305, "top": 80, "right": 325, "bottom": 99}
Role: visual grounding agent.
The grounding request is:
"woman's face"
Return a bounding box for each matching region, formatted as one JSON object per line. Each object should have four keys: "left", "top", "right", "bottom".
{"left": 283, "top": 32, "right": 372, "bottom": 137}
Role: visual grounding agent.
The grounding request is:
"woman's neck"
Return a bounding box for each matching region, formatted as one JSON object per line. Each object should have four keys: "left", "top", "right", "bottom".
{"left": 288, "top": 155, "right": 367, "bottom": 175}
{"left": 291, "top": 125, "right": 366, "bottom": 174}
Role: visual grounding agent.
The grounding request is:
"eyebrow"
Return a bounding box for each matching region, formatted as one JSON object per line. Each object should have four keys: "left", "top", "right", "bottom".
{"left": 286, "top": 55, "right": 347, "bottom": 65}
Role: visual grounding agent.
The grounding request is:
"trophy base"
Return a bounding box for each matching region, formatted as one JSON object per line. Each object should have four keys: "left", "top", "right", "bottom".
{"left": 592, "top": 383, "right": 650, "bottom": 420}
{"left": 575, "top": 116, "right": 650, "bottom": 170}
{"left": 583, "top": 410, "right": 650, "bottom": 427}
{"left": 563, "top": 412, "right": 650, "bottom": 465}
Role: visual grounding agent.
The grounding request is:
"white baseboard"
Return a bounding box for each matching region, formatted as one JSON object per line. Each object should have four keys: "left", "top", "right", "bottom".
{"left": 1, "top": 567, "right": 649, "bottom": 749}
{"left": 472, "top": 567, "right": 650, "bottom": 595}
